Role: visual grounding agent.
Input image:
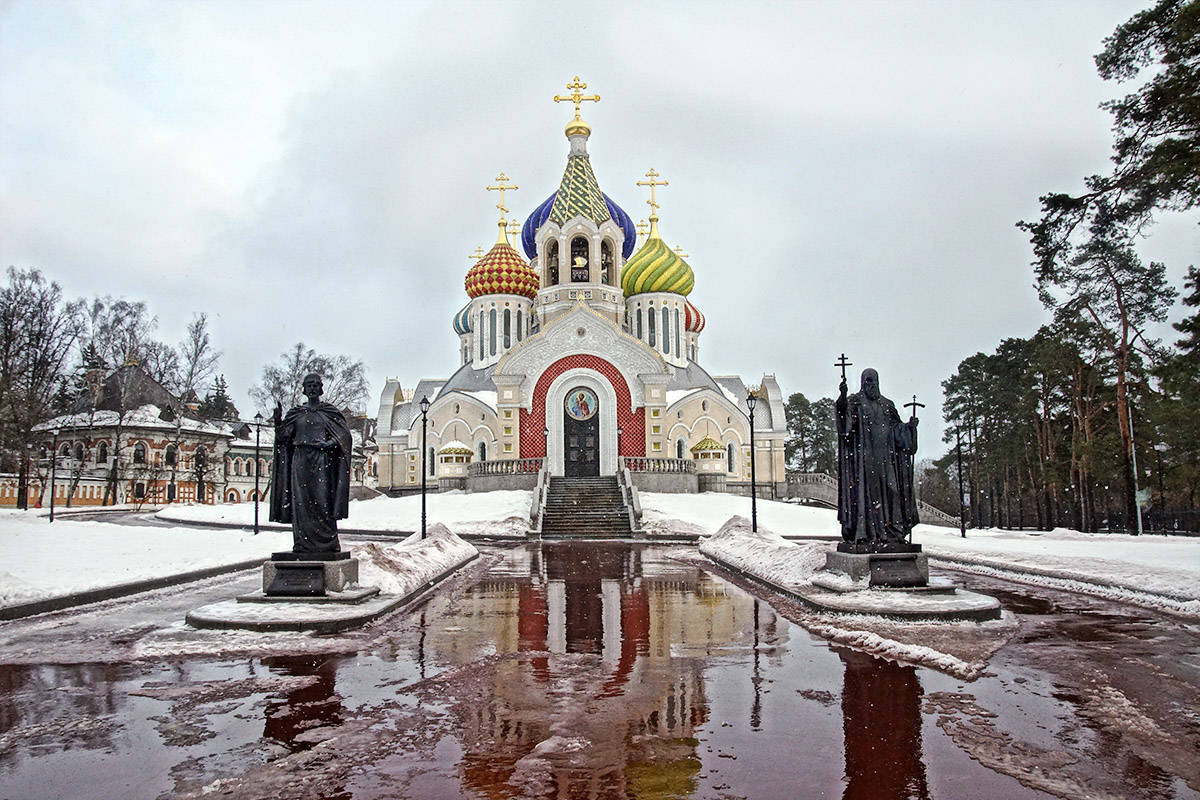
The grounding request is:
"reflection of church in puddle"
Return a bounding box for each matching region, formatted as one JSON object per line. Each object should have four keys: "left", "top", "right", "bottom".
{"left": 436, "top": 544, "right": 752, "bottom": 798}
{"left": 375, "top": 78, "right": 787, "bottom": 494}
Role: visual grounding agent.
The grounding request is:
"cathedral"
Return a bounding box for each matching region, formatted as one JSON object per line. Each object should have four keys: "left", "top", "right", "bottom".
{"left": 375, "top": 78, "right": 786, "bottom": 496}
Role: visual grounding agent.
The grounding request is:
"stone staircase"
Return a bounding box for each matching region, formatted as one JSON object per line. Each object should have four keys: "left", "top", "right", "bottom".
{"left": 540, "top": 476, "right": 633, "bottom": 539}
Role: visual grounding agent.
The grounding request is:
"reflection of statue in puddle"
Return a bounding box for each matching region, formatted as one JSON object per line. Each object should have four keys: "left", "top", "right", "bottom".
{"left": 448, "top": 543, "right": 741, "bottom": 798}
{"left": 837, "top": 647, "right": 930, "bottom": 800}
{"left": 261, "top": 655, "right": 345, "bottom": 755}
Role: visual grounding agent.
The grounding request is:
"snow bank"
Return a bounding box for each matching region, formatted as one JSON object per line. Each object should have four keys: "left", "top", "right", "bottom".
{"left": 913, "top": 523, "right": 1200, "bottom": 617}
{"left": 698, "top": 515, "right": 827, "bottom": 591}
{"left": 156, "top": 490, "right": 533, "bottom": 538}
{"left": 639, "top": 492, "right": 835, "bottom": 537}
{"left": 0, "top": 510, "right": 291, "bottom": 608}
{"left": 354, "top": 523, "right": 478, "bottom": 597}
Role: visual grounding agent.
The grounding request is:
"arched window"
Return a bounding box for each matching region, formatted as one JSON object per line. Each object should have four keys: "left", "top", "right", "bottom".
{"left": 489, "top": 308, "right": 497, "bottom": 356}
{"left": 637, "top": 307, "right": 643, "bottom": 340}
{"left": 133, "top": 442, "right": 147, "bottom": 464}
{"left": 58, "top": 443, "right": 70, "bottom": 459}
{"left": 428, "top": 447, "right": 436, "bottom": 476}
{"left": 570, "top": 237, "right": 589, "bottom": 281}
{"left": 98, "top": 442, "right": 108, "bottom": 463}
{"left": 648, "top": 307, "right": 657, "bottom": 347}
{"left": 503, "top": 308, "right": 511, "bottom": 349}
{"left": 662, "top": 307, "right": 670, "bottom": 354}
{"left": 73, "top": 443, "right": 84, "bottom": 461}
{"left": 547, "top": 240, "right": 560, "bottom": 285}
{"left": 260, "top": 459, "right": 267, "bottom": 476}
{"left": 675, "top": 308, "right": 681, "bottom": 356}
{"left": 728, "top": 443, "right": 736, "bottom": 471}
{"left": 165, "top": 445, "right": 177, "bottom": 466}
{"left": 516, "top": 309, "right": 523, "bottom": 342}
{"left": 601, "top": 239, "right": 613, "bottom": 285}
{"left": 676, "top": 439, "right": 686, "bottom": 459}
{"left": 478, "top": 310, "right": 485, "bottom": 360}
{"left": 226, "top": 489, "right": 240, "bottom": 503}
{"left": 478, "top": 441, "right": 487, "bottom": 462}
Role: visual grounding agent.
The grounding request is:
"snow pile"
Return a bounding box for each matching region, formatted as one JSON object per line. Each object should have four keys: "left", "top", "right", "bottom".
{"left": 156, "top": 490, "right": 533, "bottom": 538}
{"left": 354, "top": 523, "right": 478, "bottom": 597}
{"left": 914, "top": 524, "right": 1200, "bottom": 617}
{"left": 639, "top": 492, "right": 834, "bottom": 537}
{"left": 0, "top": 510, "right": 291, "bottom": 608}
{"left": 698, "top": 515, "right": 827, "bottom": 591}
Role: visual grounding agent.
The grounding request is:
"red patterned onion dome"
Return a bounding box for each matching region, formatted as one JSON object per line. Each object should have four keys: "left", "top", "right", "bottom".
{"left": 684, "top": 300, "right": 706, "bottom": 333}
{"left": 464, "top": 238, "right": 539, "bottom": 300}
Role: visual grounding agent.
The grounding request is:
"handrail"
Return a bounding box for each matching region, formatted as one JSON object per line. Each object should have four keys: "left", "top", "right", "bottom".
{"left": 620, "top": 456, "right": 696, "bottom": 474}
{"left": 786, "top": 471, "right": 837, "bottom": 487}
{"left": 468, "top": 457, "right": 544, "bottom": 477}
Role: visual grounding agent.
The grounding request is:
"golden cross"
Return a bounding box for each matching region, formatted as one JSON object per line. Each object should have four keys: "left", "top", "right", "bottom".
{"left": 486, "top": 172, "right": 518, "bottom": 219}
{"left": 637, "top": 168, "right": 669, "bottom": 215}
{"left": 636, "top": 219, "right": 649, "bottom": 245}
{"left": 674, "top": 245, "right": 689, "bottom": 258}
{"left": 469, "top": 246, "right": 485, "bottom": 260}
{"left": 508, "top": 219, "right": 521, "bottom": 240}
{"left": 553, "top": 75, "right": 600, "bottom": 118}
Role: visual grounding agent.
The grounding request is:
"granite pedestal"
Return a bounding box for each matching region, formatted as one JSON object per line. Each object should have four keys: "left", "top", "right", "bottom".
{"left": 263, "top": 550, "right": 359, "bottom": 597}
{"left": 826, "top": 542, "right": 929, "bottom": 588}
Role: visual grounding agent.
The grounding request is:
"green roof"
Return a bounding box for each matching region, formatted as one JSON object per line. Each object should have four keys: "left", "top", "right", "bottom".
{"left": 548, "top": 154, "right": 611, "bottom": 226}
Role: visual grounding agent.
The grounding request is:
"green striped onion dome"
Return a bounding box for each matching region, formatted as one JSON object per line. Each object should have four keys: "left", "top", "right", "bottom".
{"left": 621, "top": 232, "right": 694, "bottom": 297}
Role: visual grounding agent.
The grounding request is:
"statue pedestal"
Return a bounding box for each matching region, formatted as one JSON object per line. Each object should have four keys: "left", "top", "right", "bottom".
{"left": 263, "top": 551, "right": 359, "bottom": 597}
{"left": 826, "top": 544, "right": 929, "bottom": 588}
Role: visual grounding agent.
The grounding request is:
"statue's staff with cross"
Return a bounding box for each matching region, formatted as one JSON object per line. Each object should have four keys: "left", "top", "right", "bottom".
{"left": 905, "top": 394, "right": 925, "bottom": 422}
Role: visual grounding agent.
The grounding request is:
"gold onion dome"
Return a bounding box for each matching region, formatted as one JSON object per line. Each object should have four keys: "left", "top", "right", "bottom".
{"left": 464, "top": 222, "right": 539, "bottom": 300}
{"left": 621, "top": 217, "right": 695, "bottom": 297}
{"left": 690, "top": 436, "right": 724, "bottom": 453}
{"left": 438, "top": 440, "right": 474, "bottom": 456}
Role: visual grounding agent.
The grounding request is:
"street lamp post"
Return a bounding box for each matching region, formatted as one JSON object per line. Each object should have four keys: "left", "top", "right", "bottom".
{"left": 420, "top": 396, "right": 431, "bottom": 540}
{"left": 253, "top": 412, "right": 264, "bottom": 536}
{"left": 746, "top": 392, "right": 758, "bottom": 533}
{"left": 955, "top": 428, "right": 966, "bottom": 538}
{"left": 49, "top": 429, "right": 60, "bottom": 523}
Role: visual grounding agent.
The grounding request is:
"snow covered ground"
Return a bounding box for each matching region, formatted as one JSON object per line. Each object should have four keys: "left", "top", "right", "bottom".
{"left": 156, "top": 489, "right": 532, "bottom": 538}
{"left": 0, "top": 509, "right": 294, "bottom": 608}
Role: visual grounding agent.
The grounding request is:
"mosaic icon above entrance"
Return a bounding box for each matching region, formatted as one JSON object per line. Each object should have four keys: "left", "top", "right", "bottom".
{"left": 565, "top": 388, "right": 598, "bottom": 421}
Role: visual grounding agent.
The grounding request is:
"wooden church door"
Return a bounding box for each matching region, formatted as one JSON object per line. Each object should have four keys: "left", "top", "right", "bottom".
{"left": 563, "top": 387, "right": 599, "bottom": 477}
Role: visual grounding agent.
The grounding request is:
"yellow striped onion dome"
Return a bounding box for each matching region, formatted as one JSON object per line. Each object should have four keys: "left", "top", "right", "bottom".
{"left": 621, "top": 221, "right": 694, "bottom": 297}
{"left": 438, "top": 440, "right": 474, "bottom": 456}
{"left": 689, "top": 436, "right": 724, "bottom": 453}
{"left": 684, "top": 300, "right": 706, "bottom": 333}
{"left": 464, "top": 239, "right": 539, "bottom": 300}
{"left": 452, "top": 302, "right": 472, "bottom": 335}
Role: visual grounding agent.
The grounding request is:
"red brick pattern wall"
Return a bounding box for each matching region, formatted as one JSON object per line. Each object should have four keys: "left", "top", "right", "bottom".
{"left": 518, "top": 354, "right": 646, "bottom": 458}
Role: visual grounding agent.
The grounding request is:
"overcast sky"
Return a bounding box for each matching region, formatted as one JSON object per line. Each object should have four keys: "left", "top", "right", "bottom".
{"left": 1, "top": 0, "right": 1195, "bottom": 459}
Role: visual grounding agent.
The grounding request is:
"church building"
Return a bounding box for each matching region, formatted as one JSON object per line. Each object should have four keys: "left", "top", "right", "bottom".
{"left": 375, "top": 78, "right": 786, "bottom": 496}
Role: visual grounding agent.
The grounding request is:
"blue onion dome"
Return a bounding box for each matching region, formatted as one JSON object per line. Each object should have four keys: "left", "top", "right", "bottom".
{"left": 603, "top": 193, "right": 636, "bottom": 259}
{"left": 452, "top": 302, "right": 472, "bottom": 335}
{"left": 522, "top": 192, "right": 557, "bottom": 259}
{"left": 520, "top": 190, "right": 635, "bottom": 260}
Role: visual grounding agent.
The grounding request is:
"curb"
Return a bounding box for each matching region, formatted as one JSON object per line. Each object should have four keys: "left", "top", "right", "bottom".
{"left": 0, "top": 558, "right": 266, "bottom": 622}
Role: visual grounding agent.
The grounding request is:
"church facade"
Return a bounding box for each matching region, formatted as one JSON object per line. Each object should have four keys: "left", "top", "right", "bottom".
{"left": 375, "top": 79, "right": 786, "bottom": 495}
